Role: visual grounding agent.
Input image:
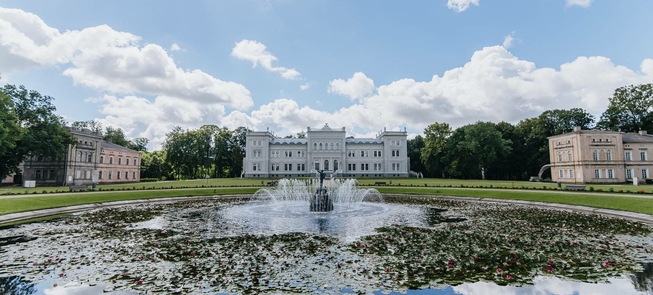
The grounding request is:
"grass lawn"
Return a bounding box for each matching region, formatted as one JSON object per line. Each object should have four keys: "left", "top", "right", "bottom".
{"left": 377, "top": 187, "right": 653, "bottom": 215}
{"left": 2, "top": 177, "right": 651, "bottom": 195}
{"left": 0, "top": 187, "right": 258, "bottom": 215}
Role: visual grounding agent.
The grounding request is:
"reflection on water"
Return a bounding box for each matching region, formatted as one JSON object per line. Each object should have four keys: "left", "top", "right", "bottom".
{"left": 630, "top": 263, "right": 653, "bottom": 293}
{"left": 2, "top": 275, "right": 651, "bottom": 295}
{"left": 0, "top": 276, "right": 35, "bottom": 295}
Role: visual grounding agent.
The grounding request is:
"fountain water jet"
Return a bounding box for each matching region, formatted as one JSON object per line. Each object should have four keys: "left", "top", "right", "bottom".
{"left": 252, "top": 174, "right": 382, "bottom": 213}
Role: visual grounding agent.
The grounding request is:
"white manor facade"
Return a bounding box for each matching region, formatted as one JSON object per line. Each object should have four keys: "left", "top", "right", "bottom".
{"left": 243, "top": 124, "right": 409, "bottom": 178}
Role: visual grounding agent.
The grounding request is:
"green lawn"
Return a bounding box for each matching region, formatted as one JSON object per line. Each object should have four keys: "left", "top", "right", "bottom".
{"left": 0, "top": 187, "right": 258, "bottom": 215}
{"left": 2, "top": 177, "right": 651, "bottom": 195}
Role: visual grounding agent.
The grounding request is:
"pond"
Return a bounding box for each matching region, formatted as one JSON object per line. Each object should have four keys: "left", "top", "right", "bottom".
{"left": 1, "top": 195, "right": 652, "bottom": 294}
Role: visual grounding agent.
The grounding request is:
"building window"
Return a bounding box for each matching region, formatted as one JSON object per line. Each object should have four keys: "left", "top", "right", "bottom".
{"left": 559, "top": 170, "right": 563, "bottom": 179}
{"left": 126, "top": 159, "right": 130, "bottom": 165}
{"left": 35, "top": 170, "right": 42, "bottom": 179}
{"left": 125, "top": 171, "right": 129, "bottom": 180}
{"left": 626, "top": 151, "right": 632, "bottom": 162}
{"left": 78, "top": 152, "right": 83, "bottom": 162}
{"left": 557, "top": 153, "right": 562, "bottom": 163}
{"left": 567, "top": 152, "right": 572, "bottom": 162}
{"left": 319, "top": 143, "right": 323, "bottom": 150}
{"left": 118, "top": 158, "right": 122, "bottom": 165}
{"left": 568, "top": 169, "right": 573, "bottom": 179}
{"left": 49, "top": 170, "right": 55, "bottom": 179}
{"left": 109, "top": 157, "right": 114, "bottom": 164}
{"left": 594, "top": 169, "right": 600, "bottom": 179}
{"left": 334, "top": 160, "right": 339, "bottom": 171}
{"left": 108, "top": 171, "right": 112, "bottom": 180}
{"left": 314, "top": 161, "right": 320, "bottom": 171}
{"left": 606, "top": 150, "right": 612, "bottom": 161}
{"left": 593, "top": 150, "right": 598, "bottom": 161}
{"left": 641, "top": 151, "right": 647, "bottom": 161}
{"left": 100, "top": 156, "right": 104, "bottom": 164}
{"left": 133, "top": 171, "right": 136, "bottom": 179}
{"left": 117, "top": 171, "right": 121, "bottom": 179}
{"left": 607, "top": 169, "right": 614, "bottom": 179}
{"left": 626, "top": 169, "right": 633, "bottom": 179}
{"left": 134, "top": 159, "right": 137, "bottom": 166}
{"left": 99, "top": 171, "right": 103, "bottom": 179}
{"left": 324, "top": 160, "right": 329, "bottom": 170}
{"left": 314, "top": 143, "right": 317, "bottom": 150}
{"left": 643, "top": 169, "right": 649, "bottom": 179}
{"left": 87, "top": 153, "right": 92, "bottom": 162}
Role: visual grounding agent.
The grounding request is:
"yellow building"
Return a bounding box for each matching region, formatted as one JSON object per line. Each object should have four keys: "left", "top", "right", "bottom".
{"left": 548, "top": 127, "right": 653, "bottom": 184}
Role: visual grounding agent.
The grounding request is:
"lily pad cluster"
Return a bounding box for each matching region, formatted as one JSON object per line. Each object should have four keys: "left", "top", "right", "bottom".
{"left": 0, "top": 195, "right": 652, "bottom": 294}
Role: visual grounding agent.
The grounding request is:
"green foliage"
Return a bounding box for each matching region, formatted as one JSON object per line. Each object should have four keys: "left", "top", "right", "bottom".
{"left": 140, "top": 178, "right": 159, "bottom": 182}
{"left": 597, "top": 84, "right": 653, "bottom": 132}
{"left": 0, "top": 84, "right": 75, "bottom": 179}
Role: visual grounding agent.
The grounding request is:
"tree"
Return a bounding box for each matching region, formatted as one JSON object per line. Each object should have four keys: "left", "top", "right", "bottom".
{"left": 515, "top": 117, "right": 550, "bottom": 178}
{"left": 597, "top": 84, "right": 653, "bottom": 133}
{"left": 444, "top": 122, "right": 512, "bottom": 179}
{"left": 296, "top": 131, "right": 306, "bottom": 138}
{"left": 129, "top": 137, "right": 149, "bottom": 152}
{"left": 103, "top": 126, "right": 131, "bottom": 147}
{"left": 421, "top": 122, "right": 452, "bottom": 178}
{"left": 539, "top": 108, "right": 595, "bottom": 135}
{"left": 0, "top": 84, "right": 75, "bottom": 179}
{"left": 71, "top": 120, "right": 103, "bottom": 133}
{"left": 0, "top": 91, "right": 23, "bottom": 179}
{"left": 407, "top": 135, "right": 426, "bottom": 175}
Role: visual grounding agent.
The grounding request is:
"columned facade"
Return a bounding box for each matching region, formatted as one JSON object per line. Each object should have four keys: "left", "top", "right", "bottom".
{"left": 243, "top": 124, "right": 409, "bottom": 178}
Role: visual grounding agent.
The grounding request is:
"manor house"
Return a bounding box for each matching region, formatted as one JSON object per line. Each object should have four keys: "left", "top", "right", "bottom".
{"left": 243, "top": 124, "right": 409, "bottom": 178}
{"left": 548, "top": 126, "right": 653, "bottom": 184}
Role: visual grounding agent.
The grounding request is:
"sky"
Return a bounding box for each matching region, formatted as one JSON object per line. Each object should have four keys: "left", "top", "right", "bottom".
{"left": 1, "top": 0, "right": 653, "bottom": 150}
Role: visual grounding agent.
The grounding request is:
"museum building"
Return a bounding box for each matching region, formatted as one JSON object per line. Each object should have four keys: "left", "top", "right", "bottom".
{"left": 243, "top": 124, "right": 409, "bottom": 178}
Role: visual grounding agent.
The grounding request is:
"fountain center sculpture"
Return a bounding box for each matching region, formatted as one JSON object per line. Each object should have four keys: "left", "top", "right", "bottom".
{"left": 310, "top": 170, "right": 334, "bottom": 212}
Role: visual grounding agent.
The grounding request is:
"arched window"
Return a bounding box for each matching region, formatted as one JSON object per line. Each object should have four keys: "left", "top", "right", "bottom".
{"left": 330, "top": 143, "right": 334, "bottom": 150}
{"left": 314, "top": 143, "right": 317, "bottom": 150}
{"left": 324, "top": 160, "right": 329, "bottom": 170}
{"left": 593, "top": 150, "right": 599, "bottom": 161}
{"left": 334, "top": 160, "right": 339, "bottom": 171}
{"left": 606, "top": 150, "right": 613, "bottom": 161}
{"left": 336, "top": 143, "right": 340, "bottom": 150}
{"left": 557, "top": 153, "right": 562, "bottom": 162}
{"left": 319, "top": 143, "right": 323, "bottom": 150}
{"left": 567, "top": 152, "right": 572, "bottom": 162}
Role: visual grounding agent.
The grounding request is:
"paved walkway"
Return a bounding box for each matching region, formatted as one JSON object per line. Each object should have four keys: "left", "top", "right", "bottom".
{"left": 1, "top": 190, "right": 652, "bottom": 225}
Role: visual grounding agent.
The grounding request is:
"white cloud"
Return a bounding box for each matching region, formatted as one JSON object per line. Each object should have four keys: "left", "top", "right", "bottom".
{"left": 228, "top": 45, "right": 653, "bottom": 139}
{"left": 0, "top": 6, "right": 254, "bottom": 149}
{"left": 300, "top": 82, "right": 311, "bottom": 90}
{"left": 453, "top": 276, "right": 643, "bottom": 295}
{"left": 502, "top": 32, "right": 515, "bottom": 49}
{"left": 328, "top": 72, "right": 375, "bottom": 100}
{"left": 231, "top": 39, "right": 301, "bottom": 80}
{"left": 566, "top": 0, "right": 593, "bottom": 8}
{"left": 170, "top": 43, "right": 181, "bottom": 51}
{"left": 447, "top": 0, "right": 480, "bottom": 12}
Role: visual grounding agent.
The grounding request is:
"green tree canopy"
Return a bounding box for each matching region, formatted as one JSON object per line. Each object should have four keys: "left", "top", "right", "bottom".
{"left": 0, "top": 84, "right": 75, "bottom": 179}
{"left": 597, "top": 84, "right": 653, "bottom": 133}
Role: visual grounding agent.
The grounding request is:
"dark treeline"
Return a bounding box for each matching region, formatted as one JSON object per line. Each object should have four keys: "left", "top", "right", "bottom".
{"left": 409, "top": 84, "right": 653, "bottom": 180}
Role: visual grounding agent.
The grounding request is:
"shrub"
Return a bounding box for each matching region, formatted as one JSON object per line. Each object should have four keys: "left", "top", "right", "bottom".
{"left": 609, "top": 188, "right": 614, "bottom": 192}
{"left": 589, "top": 187, "right": 595, "bottom": 191}
{"left": 141, "top": 178, "right": 159, "bottom": 182}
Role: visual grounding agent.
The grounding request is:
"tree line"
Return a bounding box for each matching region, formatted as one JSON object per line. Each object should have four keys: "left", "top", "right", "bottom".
{"left": 1, "top": 83, "right": 651, "bottom": 181}
{"left": 410, "top": 84, "right": 653, "bottom": 180}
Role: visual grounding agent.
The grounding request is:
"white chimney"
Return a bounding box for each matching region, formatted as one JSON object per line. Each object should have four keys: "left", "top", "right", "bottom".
{"left": 639, "top": 130, "right": 648, "bottom": 135}
{"left": 573, "top": 126, "right": 582, "bottom": 132}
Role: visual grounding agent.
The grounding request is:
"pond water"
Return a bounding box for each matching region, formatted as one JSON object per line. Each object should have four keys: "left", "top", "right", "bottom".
{"left": 1, "top": 196, "right": 652, "bottom": 294}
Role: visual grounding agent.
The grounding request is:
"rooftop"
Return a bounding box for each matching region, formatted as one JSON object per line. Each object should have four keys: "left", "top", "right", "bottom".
{"left": 101, "top": 141, "right": 139, "bottom": 153}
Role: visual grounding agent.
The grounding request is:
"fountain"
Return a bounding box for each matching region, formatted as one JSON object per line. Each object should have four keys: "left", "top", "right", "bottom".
{"left": 311, "top": 170, "right": 333, "bottom": 212}
{"left": 252, "top": 173, "right": 382, "bottom": 213}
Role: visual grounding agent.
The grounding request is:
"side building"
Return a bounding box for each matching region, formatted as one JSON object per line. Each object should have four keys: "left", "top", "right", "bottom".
{"left": 97, "top": 141, "right": 141, "bottom": 184}
{"left": 548, "top": 126, "right": 653, "bottom": 184}
{"left": 9, "top": 127, "right": 141, "bottom": 187}
{"left": 243, "top": 124, "right": 409, "bottom": 178}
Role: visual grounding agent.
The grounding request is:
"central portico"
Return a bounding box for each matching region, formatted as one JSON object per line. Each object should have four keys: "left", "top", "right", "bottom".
{"left": 243, "top": 124, "right": 409, "bottom": 178}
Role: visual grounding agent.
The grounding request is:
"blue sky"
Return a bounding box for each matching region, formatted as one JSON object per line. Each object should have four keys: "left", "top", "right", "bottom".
{"left": 1, "top": 0, "right": 653, "bottom": 148}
